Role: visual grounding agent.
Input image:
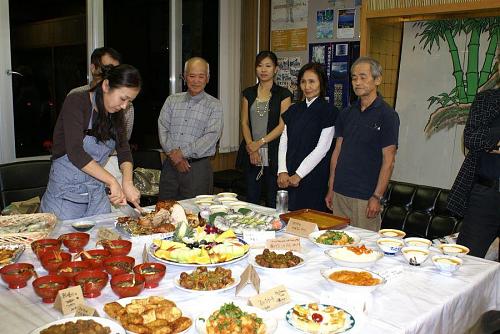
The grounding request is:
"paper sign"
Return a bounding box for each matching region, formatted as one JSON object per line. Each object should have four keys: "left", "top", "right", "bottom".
{"left": 54, "top": 285, "right": 84, "bottom": 315}
{"left": 97, "top": 227, "right": 121, "bottom": 242}
{"left": 285, "top": 218, "right": 319, "bottom": 237}
{"left": 236, "top": 265, "right": 260, "bottom": 295}
{"left": 265, "top": 236, "right": 301, "bottom": 251}
{"left": 75, "top": 304, "right": 99, "bottom": 317}
{"left": 142, "top": 244, "right": 148, "bottom": 263}
{"left": 249, "top": 285, "right": 291, "bottom": 311}
{"left": 243, "top": 231, "right": 276, "bottom": 247}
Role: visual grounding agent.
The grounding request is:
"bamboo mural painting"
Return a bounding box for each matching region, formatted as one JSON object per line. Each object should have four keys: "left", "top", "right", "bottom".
{"left": 413, "top": 17, "right": 499, "bottom": 137}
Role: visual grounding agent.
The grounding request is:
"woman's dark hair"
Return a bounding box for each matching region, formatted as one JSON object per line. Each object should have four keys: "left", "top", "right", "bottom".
{"left": 255, "top": 50, "right": 278, "bottom": 68}
{"left": 296, "top": 62, "right": 328, "bottom": 101}
{"left": 90, "top": 64, "right": 141, "bottom": 143}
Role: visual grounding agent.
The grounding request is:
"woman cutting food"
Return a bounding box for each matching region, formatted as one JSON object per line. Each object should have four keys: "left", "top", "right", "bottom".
{"left": 41, "top": 64, "right": 142, "bottom": 220}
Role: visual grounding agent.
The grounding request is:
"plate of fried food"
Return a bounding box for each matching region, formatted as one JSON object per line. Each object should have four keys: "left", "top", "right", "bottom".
{"left": 320, "top": 267, "right": 386, "bottom": 293}
{"left": 286, "top": 303, "right": 355, "bottom": 334}
{"left": 0, "top": 244, "right": 25, "bottom": 268}
{"left": 308, "top": 230, "right": 360, "bottom": 249}
{"left": 173, "top": 266, "right": 240, "bottom": 293}
{"left": 103, "top": 296, "right": 192, "bottom": 334}
{"left": 29, "top": 316, "right": 125, "bottom": 334}
{"left": 248, "top": 248, "right": 306, "bottom": 271}
{"left": 195, "top": 302, "right": 277, "bottom": 334}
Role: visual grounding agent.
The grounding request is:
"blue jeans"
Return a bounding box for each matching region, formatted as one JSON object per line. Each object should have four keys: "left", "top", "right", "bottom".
{"left": 245, "top": 165, "right": 277, "bottom": 208}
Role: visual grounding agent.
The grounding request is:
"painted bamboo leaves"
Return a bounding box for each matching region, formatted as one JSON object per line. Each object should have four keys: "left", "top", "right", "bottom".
{"left": 414, "top": 18, "right": 499, "bottom": 136}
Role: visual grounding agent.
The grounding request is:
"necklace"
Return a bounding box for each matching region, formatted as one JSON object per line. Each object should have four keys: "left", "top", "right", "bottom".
{"left": 255, "top": 92, "right": 271, "bottom": 117}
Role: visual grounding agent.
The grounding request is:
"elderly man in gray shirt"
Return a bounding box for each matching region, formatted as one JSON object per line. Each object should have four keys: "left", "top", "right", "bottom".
{"left": 158, "top": 57, "right": 223, "bottom": 200}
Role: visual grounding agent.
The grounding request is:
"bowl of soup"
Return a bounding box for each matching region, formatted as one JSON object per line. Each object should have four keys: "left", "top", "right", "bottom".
{"left": 0, "top": 263, "right": 34, "bottom": 289}
{"left": 32, "top": 275, "right": 69, "bottom": 303}
{"left": 437, "top": 244, "right": 469, "bottom": 258}
{"left": 101, "top": 240, "right": 132, "bottom": 257}
{"left": 59, "top": 232, "right": 90, "bottom": 253}
{"left": 40, "top": 251, "right": 72, "bottom": 274}
{"left": 378, "top": 229, "right": 406, "bottom": 239}
{"left": 404, "top": 237, "right": 432, "bottom": 249}
{"left": 133, "top": 262, "right": 166, "bottom": 288}
{"left": 103, "top": 255, "right": 135, "bottom": 276}
{"left": 110, "top": 273, "right": 145, "bottom": 298}
{"left": 74, "top": 270, "right": 109, "bottom": 298}
{"left": 376, "top": 238, "right": 404, "bottom": 255}
{"left": 79, "top": 249, "right": 111, "bottom": 269}
{"left": 401, "top": 246, "right": 430, "bottom": 266}
{"left": 432, "top": 255, "right": 463, "bottom": 275}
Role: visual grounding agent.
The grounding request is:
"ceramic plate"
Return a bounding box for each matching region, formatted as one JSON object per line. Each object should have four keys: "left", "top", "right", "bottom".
{"left": 30, "top": 316, "right": 125, "bottom": 334}
{"left": 308, "top": 230, "right": 361, "bottom": 249}
{"left": 248, "top": 250, "right": 306, "bottom": 271}
{"left": 195, "top": 304, "right": 277, "bottom": 334}
{"left": 173, "top": 274, "right": 240, "bottom": 293}
{"left": 285, "top": 304, "right": 355, "bottom": 334}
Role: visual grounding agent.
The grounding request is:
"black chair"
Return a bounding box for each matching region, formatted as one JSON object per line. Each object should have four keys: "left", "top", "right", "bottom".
{"left": 0, "top": 160, "right": 52, "bottom": 210}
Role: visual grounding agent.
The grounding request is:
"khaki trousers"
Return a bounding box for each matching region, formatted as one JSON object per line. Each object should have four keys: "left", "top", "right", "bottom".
{"left": 331, "top": 192, "right": 381, "bottom": 232}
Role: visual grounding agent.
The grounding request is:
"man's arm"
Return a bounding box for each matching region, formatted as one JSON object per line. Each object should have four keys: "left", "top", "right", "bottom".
{"left": 158, "top": 97, "right": 175, "bottom": 154}
{"left": 325, "top": 137, "right": 343, "bottom": 210}
{"left": 366, "top": 145, "right": 397, "bottom": 218}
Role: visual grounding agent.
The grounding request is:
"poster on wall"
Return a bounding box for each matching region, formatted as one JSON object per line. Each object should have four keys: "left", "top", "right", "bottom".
{"left": 271, "top": 0, "right": 308, "bottom": 51}
{"left": 277, "top": 57, "right": 303, "bottom": 101}
{"left": 316, "top": 9, "right": 334, "bottom": 39}
{"left": 337, "top": 8, "right": 355, "bottom": 39}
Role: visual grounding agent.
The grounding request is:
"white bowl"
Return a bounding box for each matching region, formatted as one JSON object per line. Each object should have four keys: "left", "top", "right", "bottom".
{"left": 195, "top": 195, "right": 215, "bottom": 201}
{"left": 401, "top": 246, "right": 430, "bottom": 266}
{"left": 320, "top": 267, "right": 386, "bottom": 293}
{"left": 378, "top": 229, "right": 406, "bottom": 239}
{"left": 404, "top": 237, "right": 432, "bottom": 249}
{"left": 308, "top": 230, "right": 361, "bottom": 249}
{"left": 209, "top": 205, "right": 228, "bottom": 214}
{"left": 325, "top": 246, "right": 383, "bottom": 268}
{"left": 376, "top": 237, "right": 404, "bottom": 255}
{"left": 217, "top": 192, "right": 238, "bottom": 198}
{"left": 195, "top": 200, "right": 214, "bottom": 209}
{"left": 227, "top": 201, "right": 248, "bottom": 211}
{"left": 71, "top": 220, "right": 96, "bottom": 232}
{"left": 218, "top": 197, "right": 238, "bottom": 205}
{"left": 432, "top": 255, "right": 463, "bottom": 275}
{"left": 437, "top": 243, "right": 469, "bottom": 258}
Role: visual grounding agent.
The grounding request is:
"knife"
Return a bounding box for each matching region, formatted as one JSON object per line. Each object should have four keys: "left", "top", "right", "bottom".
{"left": 105, "top": 187, "right": 141, "bottom": 219}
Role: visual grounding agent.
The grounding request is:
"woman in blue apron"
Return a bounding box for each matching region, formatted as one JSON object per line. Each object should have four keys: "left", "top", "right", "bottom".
{"left": 41, "top": 64, "right": 142, "bottom": 220}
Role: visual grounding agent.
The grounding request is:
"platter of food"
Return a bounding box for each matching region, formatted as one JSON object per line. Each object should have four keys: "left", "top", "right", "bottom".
{"left": 195, "top": 302, "right": 277, "bottom": 334}
{"left": 0, "top": 244, "right": 25, "bottom": 268}
{"left": 103, "top": 296, "right": 192, "bottom": 334}
{"left": 210, "top": 209, "right": 283, "bottom": 235}
{"left": 173, "top": 266, "right": 240, "bottom": 293}
{"left": 248, "top": 249, "right": 306, "bottom": 271}
{"left": 286, "top": 303, "right": 355, "bottom": 334}
{"left": 320, "top": 267, "right": 386, "bottom": 293}
{"left": 308, "top": 230, "right": 360, "bottom": 249}
{"left": 29, "top": 316, "right": 125, "bottom": 334}
{"left": 149, "top": 224, "right": 250, "bottom": 267}
{"left": 325, "top": 245, "right": 383, "bottom": 268}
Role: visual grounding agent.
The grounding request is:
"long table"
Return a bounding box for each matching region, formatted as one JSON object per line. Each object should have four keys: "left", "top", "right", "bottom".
{"left": 1, "top": 200, "right": 499, "bottom": 334}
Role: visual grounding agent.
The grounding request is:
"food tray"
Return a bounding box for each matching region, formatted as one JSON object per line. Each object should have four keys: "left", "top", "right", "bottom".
{"left": 0, "top": 244, "right": 26, "bottom": 268}
{"left": 114, "top": 220, "right": 173, "bottom": 243}
{"left": 0, "top": 213, "right": 58, "bottom": 245}
{"left": 279, "top": 209, "right": 349, "bottom": 230}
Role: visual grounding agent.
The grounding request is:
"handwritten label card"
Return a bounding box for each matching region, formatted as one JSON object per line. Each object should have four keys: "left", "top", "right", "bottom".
{"left": 285, "top": 218, "right": 318, "bottom": 238}
{"left": 236, "top": 265, "right": 260, "bottom": 295}
{"left": 97, "top": 228, "right": 121, "bottom": 242}
{"left": 265, "top": 236, "right": 301, "bottom": 251}
{"left": 75, "top": 304, "right": 99, "bottom": 317}
{"left": 243, "top": 231, "right": 276, "bottom": 247}
{"left": 249, "top": 285, "right": 291, "bottom": 311}
{"left": 54, "top": 285, "right": 84, "bottom": 315}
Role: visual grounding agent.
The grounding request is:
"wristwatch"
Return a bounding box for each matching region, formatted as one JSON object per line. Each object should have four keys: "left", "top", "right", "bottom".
{"left": 371, "top": 194, "right": 383, "bottom": 203}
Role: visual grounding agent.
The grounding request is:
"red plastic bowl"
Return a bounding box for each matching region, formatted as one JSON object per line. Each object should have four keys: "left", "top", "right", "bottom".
{"left": 56, "top": 261, "right": 91, "bottom": 285}
{"left": 59, "top": 232, "right": 90, "bottom": 253}
{"left": 103, "top": 255, "right": 135, "bottom": 276}
{"left": 79, "top": 249, "right": 110, "bottom": 269}
{"left": 31, "top": 239, "right": 62, "bottom": 259}
{"left": 40, "top": 251, "right": 72, "bottom": 274}
{"left": 74, "top": 270, "right": 109, "bottom": 298}
{"left": 101, "top": 240, "right": 132, "bottom": 256}
{"left": 110, "top": 273, "right": 145, "bottom": 298}
{"left": 133, "top": 262, "right": 166, "bottom": 288}
{"left": 32, "top": 275, "right": 69, "bottom": 303}
{"left": 0, "top": 263, "right": 34, "bottom": 289}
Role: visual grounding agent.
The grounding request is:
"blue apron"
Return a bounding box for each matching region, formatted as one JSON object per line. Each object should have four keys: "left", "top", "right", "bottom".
{"left": 41, "top": 95, "right": 115, "bottom": 220}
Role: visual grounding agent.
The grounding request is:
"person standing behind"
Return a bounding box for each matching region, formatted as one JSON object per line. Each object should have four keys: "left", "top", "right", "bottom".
{"left": 158, "top": 57, "right": 223, "bottom": 200}
{"left": 325, "top": 57, "right": 399, "bottom": 232}
{"left": 41, "top": 65, "right": 142, "bottom": 220}
{"left": 277, "top": 63, "right": 337, "bottom": 211}
{"left": 447, "top": 58, "right": 500, "bottom": 258}
{"left": 238, "top": 51, "right": 292, "bottom": 207}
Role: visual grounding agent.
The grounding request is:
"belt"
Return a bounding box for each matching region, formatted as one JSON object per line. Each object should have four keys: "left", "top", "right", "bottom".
{"left": 186, "top": 157, "right": 208, "bottom": 163}
{"left": 476, "top": 175, "right": 500, "bottom": 191}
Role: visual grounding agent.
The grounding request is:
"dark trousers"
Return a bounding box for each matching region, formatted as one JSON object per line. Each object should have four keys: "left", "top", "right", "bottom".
{"left": 159, "top": 158, "right": 213, "bottom": 200}
{"left": 457, "top": 183, "right": 500, "bottom": 258}
{"left": 245, "top": 165, "right": 277, "bottom": 208}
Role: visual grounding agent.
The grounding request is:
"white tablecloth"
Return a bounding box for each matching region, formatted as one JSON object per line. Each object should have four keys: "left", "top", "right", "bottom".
{"left": 1, "top": 200, "right": 499, "bottom": 334}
